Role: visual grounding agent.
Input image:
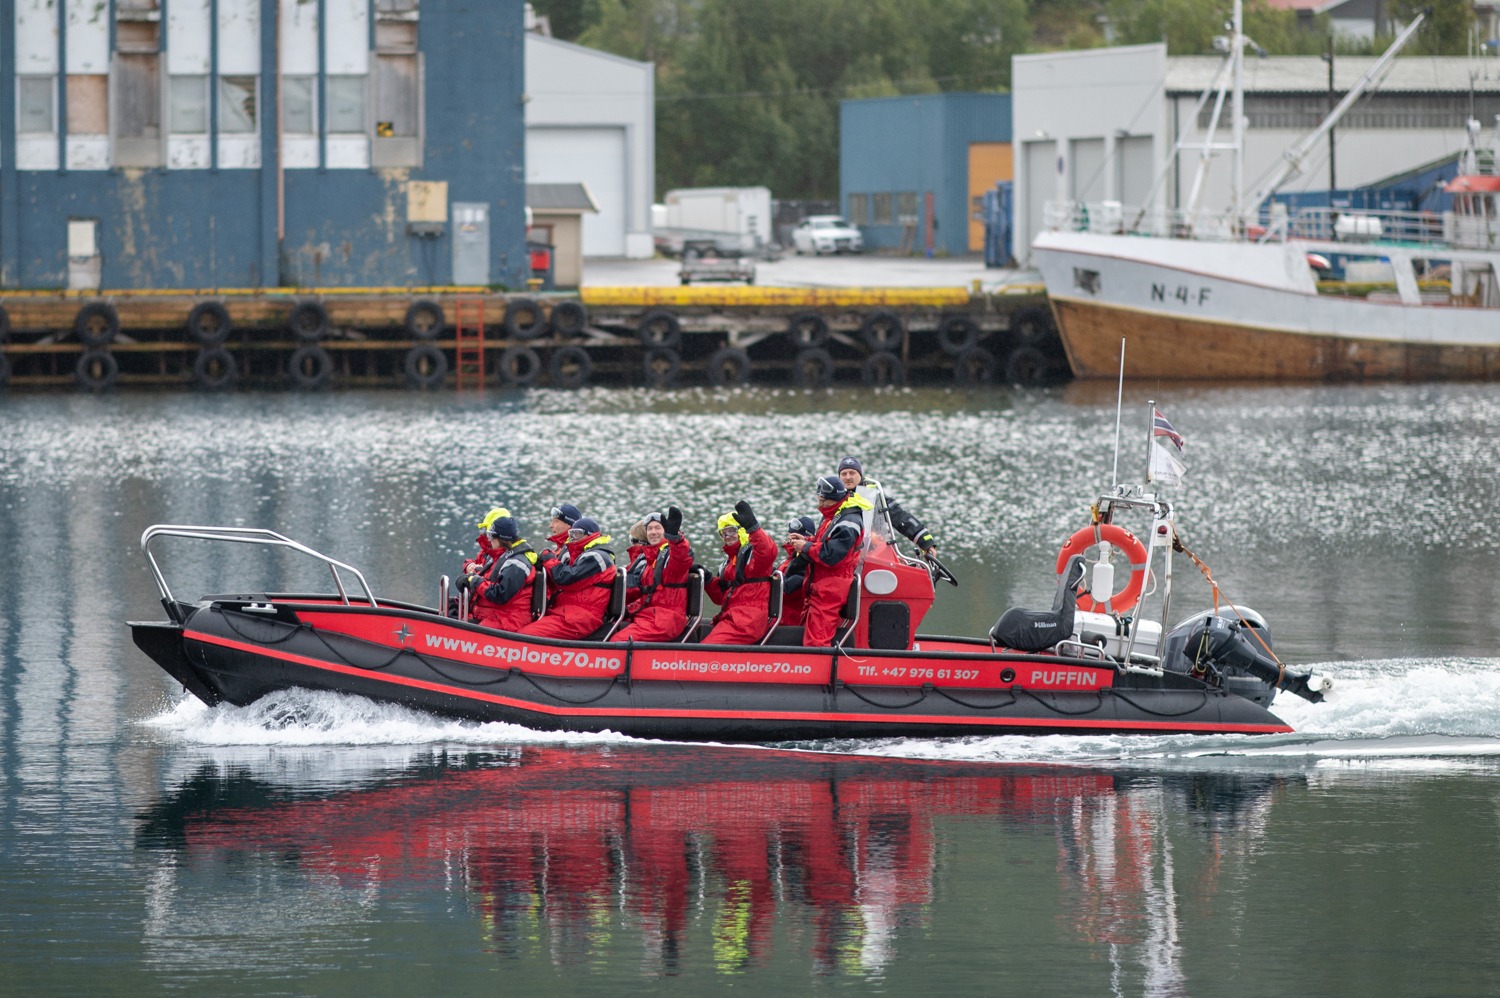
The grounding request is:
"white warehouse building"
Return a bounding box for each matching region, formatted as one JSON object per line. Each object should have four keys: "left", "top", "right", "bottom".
{"left": 1012, "top": 44, "right": 1500, "bottom": 266}
{"left": 525, "top": 30, "right": 654, "bottom": 259}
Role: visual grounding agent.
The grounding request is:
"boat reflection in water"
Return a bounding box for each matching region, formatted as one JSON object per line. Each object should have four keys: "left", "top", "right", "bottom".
{"left": 137, "top": 744, "right": 1287, "bottom": 980}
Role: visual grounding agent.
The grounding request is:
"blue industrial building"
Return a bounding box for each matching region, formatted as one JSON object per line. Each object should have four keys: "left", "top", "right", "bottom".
{"left": 839, "top": 93, "right": 1013, "bottom": 257}
{"left": 0, "top": 0, "right": 528, "bottom": 291}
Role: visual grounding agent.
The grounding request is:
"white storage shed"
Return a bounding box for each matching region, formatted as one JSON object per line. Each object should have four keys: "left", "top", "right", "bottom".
{"left": 525, "top": 33, "right": 654, "bottom": 259}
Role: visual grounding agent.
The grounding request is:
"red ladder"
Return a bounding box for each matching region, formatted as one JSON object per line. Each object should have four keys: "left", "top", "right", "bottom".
{"left": 454, "top": 299, "right": 485, "bottom": 391}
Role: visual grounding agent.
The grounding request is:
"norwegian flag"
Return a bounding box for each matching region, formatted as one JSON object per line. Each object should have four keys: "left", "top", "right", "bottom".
{"left": 1149, "top": 408, "right": 1186, "bottom": 485}
{"left": 1153, "top": 408, "right": 1185, "bottom": 453}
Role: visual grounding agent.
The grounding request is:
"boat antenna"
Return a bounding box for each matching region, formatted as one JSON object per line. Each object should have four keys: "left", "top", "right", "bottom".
{"left": 1146, "top": 397, "right": 1156, "bottom": 485}
{"left": 1111, "top": 337, "right": 1126, "bottom": 489}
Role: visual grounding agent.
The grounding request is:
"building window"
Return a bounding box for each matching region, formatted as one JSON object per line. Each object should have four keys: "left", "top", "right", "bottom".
{"left": 18, "top": 76, "right": 55, "bottom": 134}
{"left": 374, "top": 56, "right": 419, "bottom": 138}
{"left": 873, "top": 192, "right": 894, "bottom": 226}
{"left": 170, "top": 76, "right": 208, "bottom": 134}
{"left": 897, "top": 191, "right": 918, "bottom": 223}
{"left": 113, "top": 7, "right": 161, "bottom": 166}
{"left": 372, "top": 0, "right": 421, "bottom": 167}
{"left": 848, "top": 194, "right": 868, "bottom": 225}
{"left": 327, "top": 76, "right": 366, "bottom": 134}
{"left": 67, "top": 75, "right": 109, "bottom": 135}
{"left": 283, "top": 76, "right": 316, "bottom": 134}
{"left": 219, "top": 76, "right": 257, "bottom": 134}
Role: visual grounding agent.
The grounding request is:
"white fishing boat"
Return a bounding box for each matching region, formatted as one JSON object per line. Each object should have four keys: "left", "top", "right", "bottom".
{"left": 1032, "top": 6, "right": 1500, "bottom": 382}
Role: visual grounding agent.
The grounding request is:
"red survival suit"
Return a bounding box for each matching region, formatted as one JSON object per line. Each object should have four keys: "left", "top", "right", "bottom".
{"left": 703, "top": 518, "right": 777, "bottom": 645}
{"left": 520, "top": 530, "right": 618, "bottom": 640}
{"left": 468, "top": 540, "right": 539, "bottom": 632}
{"left": 801, "top": 494, "right": 870, "bottom": 647}
{"left": 611, "top": 532, "right": 692, "bottom": 643}
{"left": 777, "top": 546, "right": 810, "bottom": 626}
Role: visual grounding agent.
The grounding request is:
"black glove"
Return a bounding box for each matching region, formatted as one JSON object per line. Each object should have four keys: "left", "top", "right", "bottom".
{"left": 456, "top": 574, "right": 474, "bottom": 592}
{"left": 734, "top": 500, "right": 759, "bottom": 532}
{"left": 917, "top": 532, "right": 937, "bottom": 553}
{"left": 537, "top": 550, "right": 557, "bottom": 567}
{"left": 664, "top": 505, "right": 683, "bottom": 537}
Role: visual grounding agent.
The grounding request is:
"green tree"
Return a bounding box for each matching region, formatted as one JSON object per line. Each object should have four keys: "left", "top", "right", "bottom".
{"left": 1390, "top": 0, "right": 1475, "bottom": 55}
{"left": 526, "top": 0, "right": 602, "bottom": 41}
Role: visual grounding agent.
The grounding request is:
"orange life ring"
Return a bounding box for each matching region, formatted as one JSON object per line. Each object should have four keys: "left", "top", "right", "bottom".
{"left": 1055, "top": 523, "right": 1149, "bottom": 615}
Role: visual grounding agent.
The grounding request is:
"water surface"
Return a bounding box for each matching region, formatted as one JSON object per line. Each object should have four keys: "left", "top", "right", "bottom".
{"left": 3, "top": 383, "right": 1500, "bottom": 994}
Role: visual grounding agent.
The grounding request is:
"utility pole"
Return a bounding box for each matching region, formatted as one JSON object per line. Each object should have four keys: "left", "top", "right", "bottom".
{"left": 1326, "top": 36, "right": 1337, "bottom": 194}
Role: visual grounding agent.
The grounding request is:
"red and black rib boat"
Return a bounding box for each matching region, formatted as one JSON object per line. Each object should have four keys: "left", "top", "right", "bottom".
{"left": 128, "top": 486, "right": 1329, "bottom": 741}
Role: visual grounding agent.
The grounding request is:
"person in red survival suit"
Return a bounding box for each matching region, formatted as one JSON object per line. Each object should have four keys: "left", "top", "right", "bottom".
{"left": 545, "top": 502, "right": 583, "bottom": 557}
{"left": 520, "top": 516, "right": 618, "bottom": 639}
{"left": 611, "top": 506, "right": 692, "bottom": 643}
{"left": 702, "top": 501, "right": 777, "bottom": 644}
{"left": 788, "top": 476, "right": 870, "bottom": 647}
{"left": 623, "top": 515, "right": 653, "bottom": 604}
{"left": 449, "top": 506, "right": 506, "bottom": 618}
{"left": 777, "top": 514, "right": 817, "bottom": 626}
{"left": 456, "top": 513, "right": 538, "bottom": 632}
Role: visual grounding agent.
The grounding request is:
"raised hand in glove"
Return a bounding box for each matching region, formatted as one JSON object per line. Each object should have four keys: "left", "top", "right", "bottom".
{"left": 456, "top": 574, "right": 475, "bottom": 592}
{"left": 733, "top": 500, "right": 759, "bottom": 532}
{"left": 917, "top": 532, "right": 938, "bottom": 554}
{"left": 664, "top": 505, "right": 684, "bottom": 537}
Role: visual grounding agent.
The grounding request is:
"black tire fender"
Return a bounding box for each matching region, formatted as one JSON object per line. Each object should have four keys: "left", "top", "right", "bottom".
{"left": 1013, "top": 306, "right": 1056, "bottom": 342}
{"left": 403, "top": 344, "right": 448, "bottom": 388}
{"left": 0, "top": 349, "right": 10, "bottom": 388}
{"left": 0, "top": 303, "right": 10, "bottom": 344}
{"left": 287, "top": 344, "right": 333, "bottom": 388}
{"left": 404, "top": 300, "right": 445, "bottom": 341}
{"left": 548, "top": 345, "right": 593, "bottom": 389}
{"left": 75, "top": 302, "right": 120, "bottom": 347}
{"left": 707, "top": 346, "right": 752, "bottom": 387}
{"left": 953, "top": 346, "right": 996, "bottom": 386}
{"left": 786, "top": 312, "right": 829, "bottom": 348}
{"left": 937, "top": 314, "right": 981, "bottom": 355}
{"left": 186, "top": 301, "right": 233, "bottom": 346}
{"left": 550, "top": 300, "right": 588, "bottom": 338}
{"left": 642, "top": 347, "right": 682, "bottom": 388}
{"left": 1004, "top": 345, "right": 1053, "bottom": 387}
{"left": 503, "top": 297, "right": 548, "bottom": 340}
{"left": 498, "top": 345, "right": 543, "bottom": 386}
{"left": 859, "top": 309, "right": 904, "bottom": 351}
{"left": 860, "top": 350, "right": 904, "bottom": 387}
{"left": 75, "top": 349, "right": 119, "bottom": 391}
{"left": 287, "top": 301, "right": 330, "bottom": 342}
{"left": 192, "top": 347, "right": 238, "bottom": 390}
{"left": 636, "top": 309, "right": 682, "bottom": 349}
{"left": 792, "top": 347, "right": 835, "bottom": 389}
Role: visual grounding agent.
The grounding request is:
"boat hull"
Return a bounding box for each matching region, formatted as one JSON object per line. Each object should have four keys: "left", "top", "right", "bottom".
{"left": 1034, "top": 232, "right": 1500, "bottom": 381}
{"left": 130, "top": 598, "right": 1294, "bottom": 740}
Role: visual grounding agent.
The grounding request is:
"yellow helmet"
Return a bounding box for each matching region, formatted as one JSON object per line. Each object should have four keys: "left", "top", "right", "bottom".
{"left": 477, "top": 506, "right": 509, "bottom": 530}
{"left": 716, "top": 512, "right": 749, "bottom": 547}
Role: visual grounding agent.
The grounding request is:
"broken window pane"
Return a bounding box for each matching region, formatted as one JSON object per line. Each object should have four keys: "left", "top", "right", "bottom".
{"left": 67, "top": 75, "right": 109, "bottom": 135}
{"left": 170, "top": 75, "right": 207, "bottom": 134}
{"left": 116, "top": 20, "right": 160, "bottom": 53}
{"left": 219, "top": 76, "right": 257, "bottom": 133}
{"left": 327, "top": 75, "right": 366, "bottom": 134}
{"left": 283, "top": 76, "right": 315, "bottom": 134}
{"left": 18, "top": 76, "right": 55, "bottom": 134}
{"left": 374, "top": 54, "right": 418, "bottom": 137}
{"left": 114, "top": 55, "right": 160, "bottom": 140}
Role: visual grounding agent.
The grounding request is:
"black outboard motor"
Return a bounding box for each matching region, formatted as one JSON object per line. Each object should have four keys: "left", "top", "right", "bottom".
{"left": 990, "top": 555, "right": 1086, "bottom": 652}
{"left": 1185, "top": 614, "right": 1327, "bottom": 703}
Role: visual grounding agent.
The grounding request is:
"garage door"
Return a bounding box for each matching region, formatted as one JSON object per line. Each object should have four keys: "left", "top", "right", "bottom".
{"left": 527, "top": 126, "right": 627, "bottom": 258}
